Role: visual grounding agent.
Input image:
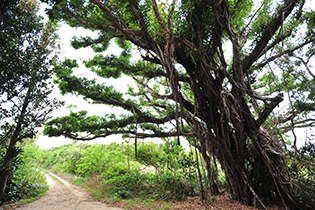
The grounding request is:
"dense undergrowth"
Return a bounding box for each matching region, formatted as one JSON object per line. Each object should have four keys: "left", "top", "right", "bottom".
{"left": 38, "top": 140, "right": 225, "bottom": 202}
{"left": 0, "top": 142, "right": 48, "bottom": 205}
{"left": 286, "top": 142, "right": 315, "bottom": 209}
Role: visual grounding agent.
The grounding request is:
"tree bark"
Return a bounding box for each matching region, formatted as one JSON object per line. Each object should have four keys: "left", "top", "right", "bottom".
{"left": 0, "top": 85, "right": 32, "bottom": 201}
{"left": 0, "top": 126, "right": 22, "bottom": 201}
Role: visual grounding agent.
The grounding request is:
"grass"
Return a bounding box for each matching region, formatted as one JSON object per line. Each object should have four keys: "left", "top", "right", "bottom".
{"left": 62, "top": 172, "right": 177, "bottom": 210}
{"left": 39, "top": 167, "right": 64, "bottom": 184}
{"left": 70, "top": 177, "right": 85, "bottom": 187}
{"left": 123, "top": 198, "right": 176, "bottom": 210}
{"left": 0, "top": 167, "right": 49, "bottom": 209}
{"left": 116, "top": 197, "right": 176, "bottom": 210}
{"left": 49, "top": 174, "right": 63, "bottom": 184}
{"left": 37, "top": 167, "right": 48, "bottom": 173}
{"left": 143, "top": 198, "right": 156, "bottom": 208}
{"left": 19, "top": 197, "right": 39, "bottom": 205}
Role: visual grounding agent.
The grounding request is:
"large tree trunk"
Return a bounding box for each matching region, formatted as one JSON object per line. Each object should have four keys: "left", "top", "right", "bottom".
{"left": 200, "top": 94, "right": 300, "bottom": 209}
{"left": 184, "top": 54, "right": 299, "bottom": 208}
{"left": 184, "top": 1, "right": 300, "bottom": 207}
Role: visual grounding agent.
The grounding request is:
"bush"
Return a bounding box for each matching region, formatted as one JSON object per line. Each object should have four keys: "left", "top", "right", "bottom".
{"left": 103, "top": 141, "right": 197, "bottom": 201}
{"left": 0, "top": 144, "right": 48, "bottom": 204}
{"left": 150, "top": 170, "right": 195, "bottom": 200}
{"left": 75, "top": 143, "right": 127, "bottom": 178}
{"left": 39, "top": 143, "right": 91, "bottom": 173}
{"left": 287, "top": 142, "right": 315, "bottom": 209}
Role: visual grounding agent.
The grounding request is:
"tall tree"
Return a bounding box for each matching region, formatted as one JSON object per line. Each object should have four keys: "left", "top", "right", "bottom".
{"left": 43, "top": 0, "right": 315, "bottom": 209}
{"left": 0, "top": 0, "right": 61, "bottom": 201}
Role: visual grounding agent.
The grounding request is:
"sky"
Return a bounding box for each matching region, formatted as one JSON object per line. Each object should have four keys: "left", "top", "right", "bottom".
{"left": 35, "top": 2, "right": 313, "bottom": 150}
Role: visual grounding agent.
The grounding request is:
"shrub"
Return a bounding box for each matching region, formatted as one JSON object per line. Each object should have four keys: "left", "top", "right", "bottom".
{"left": 287, "top": 142, "right": 315, "bottom": 209}
{"left": 0, "top": 145, "right": 48, "bottom": 204}
{"left": 75, "top": 143, "right": 127, "bottom": 178}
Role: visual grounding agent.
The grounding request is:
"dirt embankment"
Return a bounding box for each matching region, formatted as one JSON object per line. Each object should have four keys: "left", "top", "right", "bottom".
{"left": 15, "top": 172, "right": 123, "bottom": 210}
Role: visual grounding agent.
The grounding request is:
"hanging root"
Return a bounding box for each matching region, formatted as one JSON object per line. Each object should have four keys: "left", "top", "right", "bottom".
{"left": 250, "top": 129, "right": 301, "bottom": 210}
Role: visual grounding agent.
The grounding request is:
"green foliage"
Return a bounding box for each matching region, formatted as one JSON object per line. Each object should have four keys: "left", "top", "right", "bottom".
{"left": 0, "top": 143, "right": 48, "bottom": 204}
{"left": 229, "top": 0, "right": 253, "bottom": 33}
{"left": 287, "top": 142, "right": 315, "bottom": 209}
{"left": 70, "top": 177, "right": 85, "bottom": 187}
{"left": 0, "top": 0, "right": 62, "bottom": 138}
{"left": 136, "top": 142, "right": 163, "bottom": 169}
{"left": 40, "top": 143, "right": 91, "bottom": 173}
{"left": 75, "top": 144, "right": 128, "bottom": 178}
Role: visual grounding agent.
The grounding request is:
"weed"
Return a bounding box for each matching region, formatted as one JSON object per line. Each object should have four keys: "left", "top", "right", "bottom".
{"left": 71, "top": 177, "right": 85, "bottom": 187}
{"left": 20, "top": 197, "right": 38, "bottom": 205}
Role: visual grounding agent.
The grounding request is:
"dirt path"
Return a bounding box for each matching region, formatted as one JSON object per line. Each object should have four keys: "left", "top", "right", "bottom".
{"left": 15, "top": 172, "right": 123, "bottom": 210}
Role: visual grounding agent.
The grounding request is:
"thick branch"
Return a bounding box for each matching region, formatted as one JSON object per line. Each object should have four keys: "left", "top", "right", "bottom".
{"left": 256, "top": 93, "right": 284, "bottom": 127}
{"left": 87, "top": 0, "right": 153, "bottom": 50}
{"left": 151, "top": 0, "right": 170, "bottom": 34}
{"left": 243, "top": 0, "right": 299, "bottom": 72}
{"left": 141, "top": 55, "right": 162, "bottom": 65}
{"left": 251, "top": 92, "right": 285, "bottom": 102}
{"left": 142, "top": 93, "right": 168, "bottom": 110}
{"left": 65, "top": 129, "right": 193, "bottom": 141}
{"left": 180, "top": 38, "right": 200, "bottom": 53}
{"left": 128, "top": 0, "right": 154, "bottom": 42}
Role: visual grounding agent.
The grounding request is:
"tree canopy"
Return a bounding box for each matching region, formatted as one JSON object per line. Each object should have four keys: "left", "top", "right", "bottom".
{"left": 0, "top": 0, "right": 61, "bottom": 201}
{"left": 43, "top": 0, "right": 315, "bottom": 209}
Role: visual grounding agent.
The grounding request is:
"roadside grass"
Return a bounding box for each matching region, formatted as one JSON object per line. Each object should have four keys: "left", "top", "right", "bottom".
{"left": 122, "top": 198, "right": 176, "bottom": 210}
{"left": 39, "top": 167, "right": 63, "bottom": 184}
{"left": 71, "top": 177, "right": 85, "bottom": 187}
{"left": 64, "top": 172, "right": 177, "bottom": 210}
{"left": 19, "top": 197, "right": 39, "bottom": 205}
{"left": 0, "top": 167, "right": 49, "bottom": 209}
{"left": 48, "top": 174, "right": 63, "bottom": 184}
